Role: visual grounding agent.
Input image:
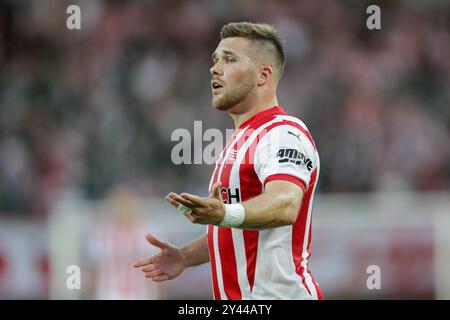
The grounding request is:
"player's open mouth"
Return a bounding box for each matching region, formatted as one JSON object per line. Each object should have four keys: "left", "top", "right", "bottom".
{"left": 211, "top": 81, "right": 223, "bottom": 93}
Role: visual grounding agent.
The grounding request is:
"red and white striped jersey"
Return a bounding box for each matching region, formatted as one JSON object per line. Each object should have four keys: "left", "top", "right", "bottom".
{"left": 207, "top": 106, "right": 323, "bottom": 300}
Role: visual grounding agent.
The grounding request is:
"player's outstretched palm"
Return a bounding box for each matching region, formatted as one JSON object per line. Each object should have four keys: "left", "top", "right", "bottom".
{"left": 134, "top": 234, "right": 186, "bottom": 282}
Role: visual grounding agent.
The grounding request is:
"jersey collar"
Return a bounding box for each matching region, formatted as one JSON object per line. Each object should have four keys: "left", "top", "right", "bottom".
{"left": 238, "top": 106, "right": 286, "bottom": 130}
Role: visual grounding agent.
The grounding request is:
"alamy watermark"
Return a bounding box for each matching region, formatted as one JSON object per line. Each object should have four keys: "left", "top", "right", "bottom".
{"left": 171, "top": 121, "right": 234, "bottom": 165}
{"left": 366, "top": 265, "right": 381, "bottom": 290}
{"left": 170, "top": 121, "right": 312, "bottom": 167}
{"left": 366, "top": 5, "right": 381, "bottom": 30}
{"left": 66, "top": 5, "right": 81, "bottom": 30}
{"left": 66, "top": 265, "right": 81, "bottom": 290}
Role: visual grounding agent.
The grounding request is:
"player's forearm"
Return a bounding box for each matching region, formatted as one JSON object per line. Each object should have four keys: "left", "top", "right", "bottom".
{"left": 240, "top": 189, "right": 301, "bottom": 229}
{"left": 180, "top": 234, "right": 210, "bottom": 267}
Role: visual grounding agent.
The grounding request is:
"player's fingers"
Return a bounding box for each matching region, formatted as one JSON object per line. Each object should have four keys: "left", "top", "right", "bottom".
{"left": 145, "top": 269, "right": 163, "bottom": 278}
{"left": 146, "top": 234, "right": 169, "bottom": 249}
{"left": 152, "top": 275, "right": 169, "bottom": 282}
{"left": 165, "top": 194, "right": 194, "bottom": 210}
{"left": 141, "top": 264, "right": 157, "bottom": 273}
{"left": 134, "top": 256, "right": 153, "bottom": 268}
{"left": 180, "top": 193, "right": 207, "bottom": 207}
{"left": 168, "top": 193, "right": 197, "bottom": 208}
{"left": 165, "top": 194, "right": 181, "bottom": 209}
{"left": 165, "top": 193, "right": 198, "bottom": 222}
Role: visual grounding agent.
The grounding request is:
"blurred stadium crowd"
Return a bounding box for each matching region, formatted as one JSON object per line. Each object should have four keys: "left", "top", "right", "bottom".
{"left": 1, "top": 0, "right": 449, "bottom": 217}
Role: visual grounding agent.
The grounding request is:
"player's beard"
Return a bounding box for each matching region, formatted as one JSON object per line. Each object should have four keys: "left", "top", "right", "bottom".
{"left": 212, "top": 80, "right": 255, "bottom": 111}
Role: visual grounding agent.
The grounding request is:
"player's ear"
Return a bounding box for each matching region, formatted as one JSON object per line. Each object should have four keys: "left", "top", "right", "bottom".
{"left": 257, "top": 65, "right": 272, "bottom": 86}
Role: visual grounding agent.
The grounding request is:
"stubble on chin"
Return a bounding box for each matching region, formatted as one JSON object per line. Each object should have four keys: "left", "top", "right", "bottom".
{"left": 212, "top": 95, "right": 231, "bottom": 111}
{"left": 212, "top": 82, "right": 255, "bottom": 112}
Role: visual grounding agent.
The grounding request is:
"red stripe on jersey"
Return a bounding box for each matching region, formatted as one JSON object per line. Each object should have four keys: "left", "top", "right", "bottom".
{"left": 217, "top": 142, "right": 242, "bottom": 300}
{"left": 209, "top": 130, "right": 239, "bottom": 193}
{"left": 218, "top": 227, "right": 241, "bottom": 299}
{"left": 239, "top": 142, "right": 260, "bottom": 291}
{"left": 315, "top": 281, "right": 325, "bottom": 300}
{"left": 207, "top": 225, "right": 221, "bottom": 300}
{"left": 264, "top": 174, "right": 307, "bottom": 192}
{"left": 304, "top": 181, "right": 325, "bottom": 300}
{"left": 292, "top": 167, "right": 318, "bottom": 298}
{"left": 208, "top": 128, "right": 242, "bottom": 299}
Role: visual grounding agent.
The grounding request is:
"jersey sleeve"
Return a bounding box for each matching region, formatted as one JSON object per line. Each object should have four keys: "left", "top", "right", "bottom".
{"left": 254, "top": 124, "right": 317, "bottom": 192}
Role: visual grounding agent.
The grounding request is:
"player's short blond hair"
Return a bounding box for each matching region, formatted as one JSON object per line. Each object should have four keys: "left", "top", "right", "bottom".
{"left": 220, "top": 22, "right": 285, "bottom": 83}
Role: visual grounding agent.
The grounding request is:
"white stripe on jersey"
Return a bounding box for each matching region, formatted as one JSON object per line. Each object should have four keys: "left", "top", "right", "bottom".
{"left": 212, "top": 224, "right": 227, "bottom": 300}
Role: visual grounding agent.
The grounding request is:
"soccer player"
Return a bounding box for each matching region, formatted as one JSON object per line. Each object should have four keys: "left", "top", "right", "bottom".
{"left": 134, "top": 22, "right": 323, "bottom": 300}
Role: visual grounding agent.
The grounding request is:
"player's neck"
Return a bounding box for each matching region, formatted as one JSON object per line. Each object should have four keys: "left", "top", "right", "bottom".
{"left": 229, "top": 96, "right": 279, "bottom": 129}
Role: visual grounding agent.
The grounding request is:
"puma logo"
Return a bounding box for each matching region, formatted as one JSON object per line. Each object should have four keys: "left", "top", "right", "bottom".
{"left": 288, "top": 131, "right": 301, "bottom": 141}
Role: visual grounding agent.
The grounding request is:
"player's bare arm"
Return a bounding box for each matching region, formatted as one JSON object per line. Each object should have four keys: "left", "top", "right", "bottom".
{"left": 238, "top": 180, "right": 303, "bottom": 229}
{"left": 165, "top": 179, "right": 303, "bottom": 229}
{"left": 179, "top": 234, "right": 210, "bottom": 267}
{"left": 133, "top": 234, "right": 209, "bottom": 282}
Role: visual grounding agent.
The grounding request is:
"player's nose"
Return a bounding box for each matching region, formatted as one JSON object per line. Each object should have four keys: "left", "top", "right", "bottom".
{"left": 210, "top": 63, "right": 222, "bottom": 76}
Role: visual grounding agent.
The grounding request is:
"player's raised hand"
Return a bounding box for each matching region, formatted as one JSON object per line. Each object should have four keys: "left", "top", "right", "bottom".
{"left": 165, "top": 182, "right": 225, "bottom": 225}
{"left": 133, "top": 234, "right": 186, "bottom": 282}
